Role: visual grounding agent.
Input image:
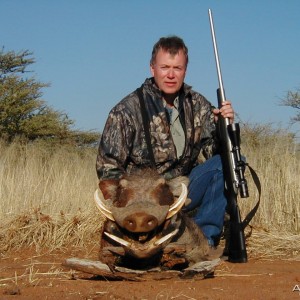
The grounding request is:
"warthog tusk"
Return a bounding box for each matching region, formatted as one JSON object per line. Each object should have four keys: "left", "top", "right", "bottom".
{"left": 153, "top": 228, "right": 179, "bottom": 246}
{"left": 166, "top": 183, "right": 187, "bottom": 219}
{"left": 94, "top": 189, "right": 115, "bottom": 221}
{"left": 104, "top": 232, "right": 131, "bottom": 247}
{"left": 104, "top": 229, "right": 178, "bottom": 249}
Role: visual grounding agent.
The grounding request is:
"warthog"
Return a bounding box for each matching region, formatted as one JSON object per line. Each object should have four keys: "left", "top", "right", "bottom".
{"left": 94, "top": 169, "right": 210, "bottom": 270}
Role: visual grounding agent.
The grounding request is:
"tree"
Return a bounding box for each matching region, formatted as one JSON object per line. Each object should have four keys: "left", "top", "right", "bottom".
{"left": 0, "top": 48, "right": 99, "bottom": 145}
{"left": 281, "top": 87, "right": 300, "bottom": 123}
{"left": 0, "top": 49, "right": 34, "bottom": 78}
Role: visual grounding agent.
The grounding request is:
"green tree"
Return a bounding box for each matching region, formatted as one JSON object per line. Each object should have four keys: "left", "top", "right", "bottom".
{"left": 281, "top": 87, "right": 300, "bottom": 123}
{"left": 0, "top": 48, "right": 99, "bottom": 145}
{"left": 0, "top": 49, "right": 34, "bottom": 77}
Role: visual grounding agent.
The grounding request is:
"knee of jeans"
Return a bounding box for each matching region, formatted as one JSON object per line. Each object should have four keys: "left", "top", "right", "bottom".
{"left": 190, "top": 154, "right": 223, "bottom": 176}
{"left": 212, "top": 154, "right": 223, "bottom": 171}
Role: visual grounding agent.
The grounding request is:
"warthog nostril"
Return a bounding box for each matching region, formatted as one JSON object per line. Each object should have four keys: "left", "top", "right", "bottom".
{"left": 123, "top": 217, "right": 137, "bottom": 231}
{"left": 123, "top": 213, "right": 158, "bottom": 233}
{"left": 144, "top": 216, "right": 157, "bottom": 231}
{"left": 125, "top": 219, "right": 136, "bottom": 229}
{"left": 148, "top": 220, "right": 154, "bottom": 226}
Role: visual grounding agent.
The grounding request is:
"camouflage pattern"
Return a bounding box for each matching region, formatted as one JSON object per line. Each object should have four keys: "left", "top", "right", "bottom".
{"left": 96, "top": 77, "right": 218, "bottom": 180}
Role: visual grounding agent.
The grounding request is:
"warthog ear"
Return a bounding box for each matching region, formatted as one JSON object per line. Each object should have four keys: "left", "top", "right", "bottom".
{"left": 99, "top": 179, "right": 120, "bottom": 201}
{"left": 167, "top": 176, "right": 189, "bottom": 197}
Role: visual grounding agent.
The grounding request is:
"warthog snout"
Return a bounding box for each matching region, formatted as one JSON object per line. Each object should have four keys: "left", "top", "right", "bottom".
{"left": 123, "top": 212, "right": 158, "bottom": 232}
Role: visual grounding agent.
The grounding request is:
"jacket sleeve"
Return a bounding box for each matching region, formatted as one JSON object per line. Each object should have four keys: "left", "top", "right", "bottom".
{"left": 96, "top": 105, "right": 135, "bottom": 180}
{"left": 192, "top": 93, "right": 219, "bottom": 162}
{"left": 199, "top": 108, "right": 219, "bottom": 159}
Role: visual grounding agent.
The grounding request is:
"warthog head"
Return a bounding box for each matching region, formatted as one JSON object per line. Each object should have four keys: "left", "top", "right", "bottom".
{"left": 94, "top": 169, "right": 190, "bottom": 260}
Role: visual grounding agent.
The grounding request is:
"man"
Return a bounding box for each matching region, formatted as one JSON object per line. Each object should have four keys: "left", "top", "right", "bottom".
{"left": 96, "top": 36, "right": 235, "bottom": 247}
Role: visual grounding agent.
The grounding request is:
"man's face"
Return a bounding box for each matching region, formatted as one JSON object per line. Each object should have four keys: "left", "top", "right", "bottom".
{"left": 150, "top": 49, "right": 187, "bottom": 96}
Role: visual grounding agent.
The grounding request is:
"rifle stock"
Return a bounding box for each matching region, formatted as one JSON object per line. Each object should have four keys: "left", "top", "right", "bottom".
{"left": 208, "top": 9, "right": 249, "bottom": 263}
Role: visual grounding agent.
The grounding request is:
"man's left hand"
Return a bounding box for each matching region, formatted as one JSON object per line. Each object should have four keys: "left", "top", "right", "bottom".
{"left": 213, "top": 100, "right": 234, "bottom": 123}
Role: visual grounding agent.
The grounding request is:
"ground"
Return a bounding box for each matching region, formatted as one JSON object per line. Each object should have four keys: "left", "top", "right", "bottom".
{"left": 0, "top": 247, "right": 300, "bottom": 300}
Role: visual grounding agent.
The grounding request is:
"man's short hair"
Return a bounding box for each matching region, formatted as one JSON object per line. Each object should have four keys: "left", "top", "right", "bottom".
{"left": 150, "top": 36, "right": 189, "bottom": 66}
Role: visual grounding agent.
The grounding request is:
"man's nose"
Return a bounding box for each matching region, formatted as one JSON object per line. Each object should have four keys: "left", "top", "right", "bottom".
{"left": 167, "top": 68, "right": 175, "bottom": 78}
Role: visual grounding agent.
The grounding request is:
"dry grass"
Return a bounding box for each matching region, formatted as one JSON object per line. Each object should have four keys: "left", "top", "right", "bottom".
{"left": 239, "top": 125, "right": 300, "bottom": 235}
{"left": 0, "top": 126, "right": 299, "bottom": 259}
{"left": 0, "top": 140, "right": 98, "bottom": 216}
{"left": 0, "top": 140, "right": 103, "bottom": 253}
{"left": 0, "top": 208, "right": 104, "bottom": 253}
{"left": 246, "top": 227, "right": 300, "bottom": 260}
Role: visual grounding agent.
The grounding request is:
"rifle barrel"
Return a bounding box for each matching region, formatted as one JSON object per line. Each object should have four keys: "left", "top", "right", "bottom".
{"left": 208, "top": 9, "right": 227, "bottom": 112}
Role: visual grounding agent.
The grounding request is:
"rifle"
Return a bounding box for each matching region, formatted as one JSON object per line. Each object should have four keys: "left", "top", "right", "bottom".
{"left": 208, "top": 9, "right": 249, "bottom": 263}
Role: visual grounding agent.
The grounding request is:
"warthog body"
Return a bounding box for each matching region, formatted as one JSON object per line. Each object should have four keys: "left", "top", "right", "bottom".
{"left": 95, "top": 169, "right": 210, "bottom": 270}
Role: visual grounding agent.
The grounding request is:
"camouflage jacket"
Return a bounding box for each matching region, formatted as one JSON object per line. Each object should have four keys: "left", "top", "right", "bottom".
{"left": 96, "top": 77, "right": 219, "bottom": 180}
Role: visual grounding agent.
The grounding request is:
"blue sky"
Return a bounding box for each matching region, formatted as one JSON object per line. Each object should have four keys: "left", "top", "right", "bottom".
{"left": 1, "top": 0, "right": 299, "bottom": 138}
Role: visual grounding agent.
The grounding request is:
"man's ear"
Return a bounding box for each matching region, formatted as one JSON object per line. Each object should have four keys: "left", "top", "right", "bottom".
{"left": 150, "top": 63, "right": 155, "bottom": 76}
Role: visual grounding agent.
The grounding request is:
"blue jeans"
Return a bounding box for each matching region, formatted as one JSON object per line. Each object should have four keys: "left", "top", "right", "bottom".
{"left": 184, "top": 154, "right": 227, "bottom": 247}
